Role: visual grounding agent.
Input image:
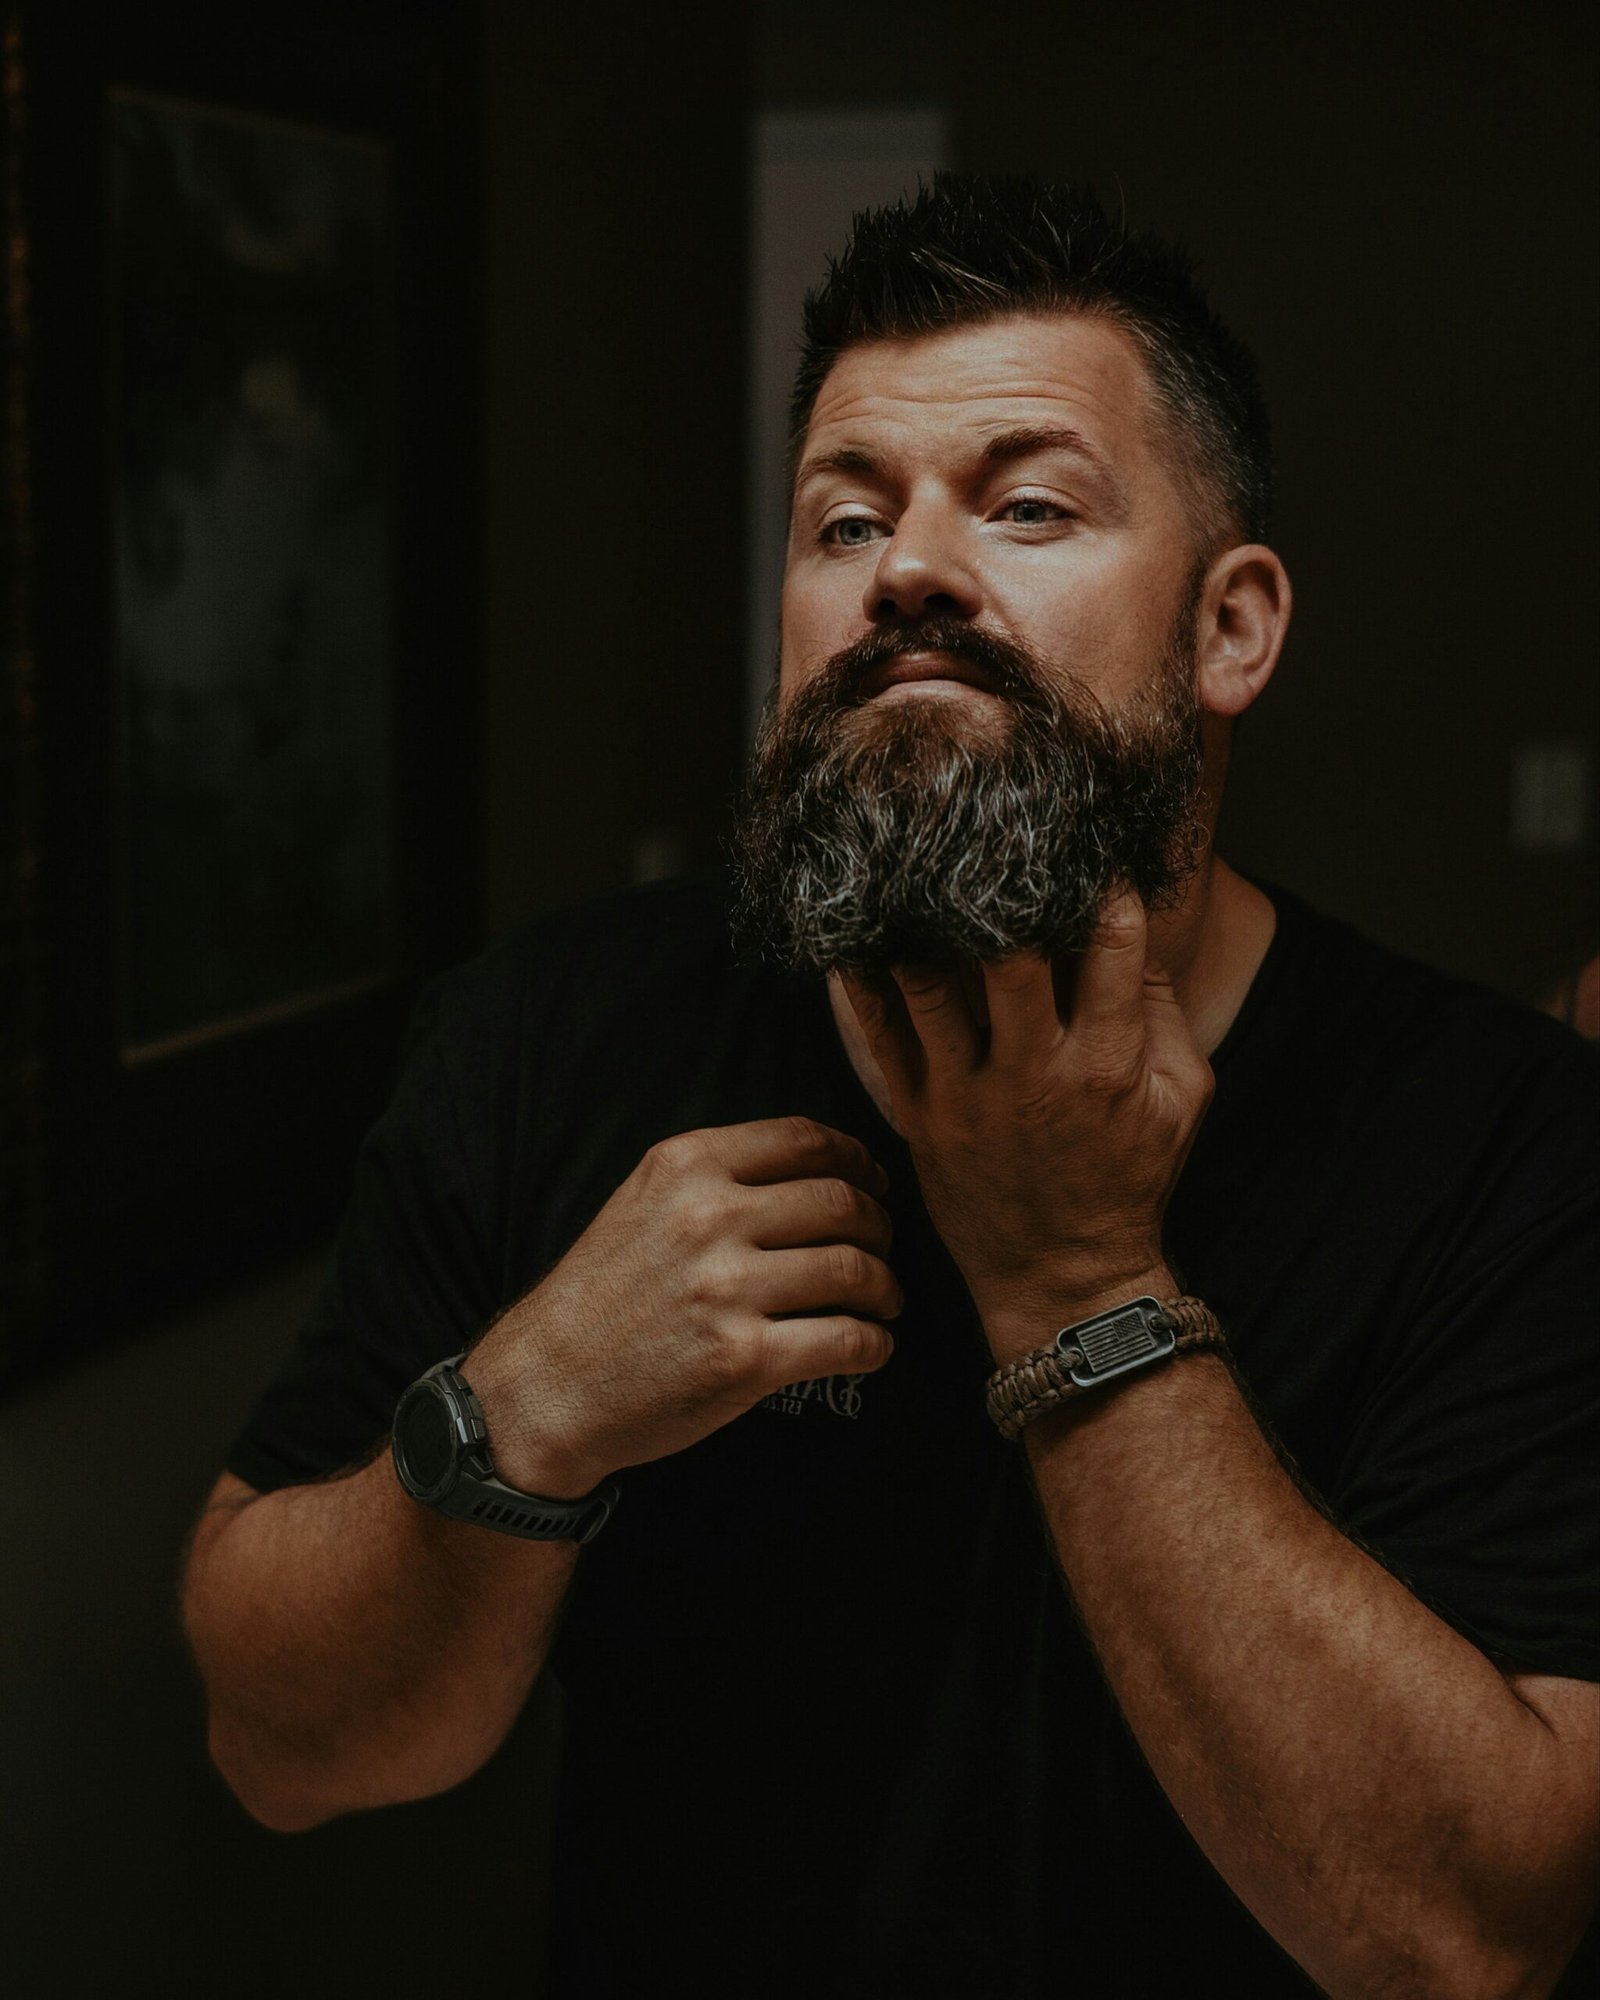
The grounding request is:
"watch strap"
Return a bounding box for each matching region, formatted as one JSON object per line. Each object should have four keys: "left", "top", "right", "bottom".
{"left": 395, "top": 1354, "right": 619, "bottom": 1544}
{"left": 985, "top": 1295, "right": 1226, "bottom": 1441}
{"left": 430, "top": 1463, "right": 618, "bottom": 1545}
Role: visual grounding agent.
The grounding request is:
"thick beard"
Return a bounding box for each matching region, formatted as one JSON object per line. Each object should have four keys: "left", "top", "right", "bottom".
{"left": 727, "top": 608, "right": 1206, "bottom": 976}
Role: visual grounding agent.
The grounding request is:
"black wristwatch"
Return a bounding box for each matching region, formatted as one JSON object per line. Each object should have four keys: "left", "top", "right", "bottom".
{"left": 391, "top": 1353, "right": 619, "bottom": 1544}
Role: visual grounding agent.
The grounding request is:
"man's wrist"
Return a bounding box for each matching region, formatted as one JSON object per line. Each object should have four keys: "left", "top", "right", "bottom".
{"left": 981, "top": 1263, "right": 1178, "bottom": 1366}
{"left": 454, "top": 1350, "right": 609, "bottom": 1503}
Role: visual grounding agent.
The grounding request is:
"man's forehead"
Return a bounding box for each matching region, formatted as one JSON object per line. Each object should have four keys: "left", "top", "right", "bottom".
{"left": 802, "top": 313, "right": 1157, "bottom": 460}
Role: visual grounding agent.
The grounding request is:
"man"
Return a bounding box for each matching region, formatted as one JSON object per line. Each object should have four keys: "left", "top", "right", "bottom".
{"left": 183, "top": 175, "right": 1599, "bottom": 1996}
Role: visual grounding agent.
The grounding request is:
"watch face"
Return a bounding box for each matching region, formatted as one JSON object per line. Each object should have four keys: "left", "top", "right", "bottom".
{"left": 395, "top": 1387, "right": 456, "bottom": 1499}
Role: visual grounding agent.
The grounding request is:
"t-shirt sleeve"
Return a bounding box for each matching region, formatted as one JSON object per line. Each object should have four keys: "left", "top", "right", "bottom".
{"left": 1329, "top": 1056, "right": 1600, "bottom": 1682}
{"left": 224, "top": 975, "right": 504, "bottom": 1494}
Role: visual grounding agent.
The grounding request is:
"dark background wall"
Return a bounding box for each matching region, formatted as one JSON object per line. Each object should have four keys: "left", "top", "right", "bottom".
{"left": 484, "top": 1, "right": 749, "bottom": 931}
{"left": 3, "top": 3, "right": 1595, "bottom": 1996}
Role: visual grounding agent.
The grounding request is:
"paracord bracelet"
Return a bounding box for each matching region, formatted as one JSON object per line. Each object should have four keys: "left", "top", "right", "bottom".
{"left": 985, "top": 1294, "right": 1227, "bottom": 1441}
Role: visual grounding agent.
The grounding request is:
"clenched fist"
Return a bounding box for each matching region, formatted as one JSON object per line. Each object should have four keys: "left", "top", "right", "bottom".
{"left": 460, "top": 1117, "right": 900, "bottom": 1497}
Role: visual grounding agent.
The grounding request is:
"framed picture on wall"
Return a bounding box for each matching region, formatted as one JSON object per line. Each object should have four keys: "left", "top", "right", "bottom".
{"left": 110, "top": 90, "right": 398, "bottom": 1060}
{"left": 3, "top": 0, "right": 484, "bottom": 1384}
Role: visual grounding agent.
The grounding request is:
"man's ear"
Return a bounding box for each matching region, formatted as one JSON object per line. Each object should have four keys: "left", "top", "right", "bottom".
{"left": 1195, "top": 545, "right": 1292, "bottom": 719}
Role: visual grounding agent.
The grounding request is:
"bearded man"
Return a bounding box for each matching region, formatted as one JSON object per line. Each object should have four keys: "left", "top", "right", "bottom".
{"left": 183, "top": 176, "right": 1599, "bottom": 1998}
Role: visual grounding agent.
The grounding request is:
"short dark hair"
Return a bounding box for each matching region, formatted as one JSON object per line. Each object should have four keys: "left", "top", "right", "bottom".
{"left": 789, "top": 171, "right": 1274, "bottom": 551}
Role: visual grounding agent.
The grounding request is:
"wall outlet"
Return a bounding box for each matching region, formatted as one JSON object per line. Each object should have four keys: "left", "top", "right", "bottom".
{"left": 632, "top": 826, "right": 686, "bottom": 885}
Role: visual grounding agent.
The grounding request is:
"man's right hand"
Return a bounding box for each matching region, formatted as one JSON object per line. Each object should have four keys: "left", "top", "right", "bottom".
{"left": 187, "top": 1116, "right": 897, "bottom": 1831}
{"left": 460, "top": 1117, "right": 901, "bottom": 1498}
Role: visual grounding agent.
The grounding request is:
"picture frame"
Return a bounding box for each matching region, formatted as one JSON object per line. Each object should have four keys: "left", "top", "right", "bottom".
{"left": 108, "top": 87, "right": 399, "bottom": 1063}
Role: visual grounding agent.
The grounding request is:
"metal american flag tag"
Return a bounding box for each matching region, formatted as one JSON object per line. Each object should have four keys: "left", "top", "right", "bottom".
{"left": 1057, "top": 1297, "right": 1177, "bottom": 1389}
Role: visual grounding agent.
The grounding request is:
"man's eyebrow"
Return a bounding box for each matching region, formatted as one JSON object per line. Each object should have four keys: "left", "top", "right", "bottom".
{"left": 978, "top": 422, "right": 1129, "bottom": 501}
{"left": 794, "top": 444, "right": 882, "bottom": 487}
{"left": 794, "top": 424, "right": 1130, "bottom": 510}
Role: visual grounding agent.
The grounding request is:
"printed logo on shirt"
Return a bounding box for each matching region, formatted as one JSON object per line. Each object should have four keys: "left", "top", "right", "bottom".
{"left": 759, "top": 1373, "right": 865, "bottom": 1421}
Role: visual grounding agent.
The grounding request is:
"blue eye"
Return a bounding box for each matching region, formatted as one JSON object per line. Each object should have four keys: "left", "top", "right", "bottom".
{"left": 821, "top": 516, "right": 882, "bottom": 548}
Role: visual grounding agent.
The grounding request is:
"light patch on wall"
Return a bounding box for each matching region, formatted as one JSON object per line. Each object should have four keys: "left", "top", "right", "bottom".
{"left": 632, "top": 826, "right": 687, "bottom": 885}
{"left": 1509, "top": 740, "right": 1593, "bottom": 855}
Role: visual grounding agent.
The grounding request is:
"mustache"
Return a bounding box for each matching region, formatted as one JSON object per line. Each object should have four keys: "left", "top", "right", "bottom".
{"left": 802, "top": 615, "right": 1058, "bottom": 713}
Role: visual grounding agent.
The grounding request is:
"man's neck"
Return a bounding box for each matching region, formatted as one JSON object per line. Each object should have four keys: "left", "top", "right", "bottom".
{"left": 825, "top": 856, "right": 1276, "bottom": 1134}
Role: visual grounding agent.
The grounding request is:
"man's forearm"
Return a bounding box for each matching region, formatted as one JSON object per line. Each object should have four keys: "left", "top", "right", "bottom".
{"left": 838, "top": 917, "right": 1593, "bottom": 1991}
{"left": 186, "top": 1118, "right": 906, "bottom": 1836}
{"left": 1021, "top": 1342, "right": 1590, "bottom": 1999}
{"left": 183, "top": 1452, "right": 577, "bottom": 1832}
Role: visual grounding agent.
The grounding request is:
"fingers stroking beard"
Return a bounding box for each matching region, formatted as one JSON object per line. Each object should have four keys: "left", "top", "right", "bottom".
{"left": 728, "top": 599, "right": 1207, "bottom": 977}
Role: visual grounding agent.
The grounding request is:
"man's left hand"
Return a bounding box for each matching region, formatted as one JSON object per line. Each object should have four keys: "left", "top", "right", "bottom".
{"left": 840, "top": 891, "right": 1214, "bottom": 1363}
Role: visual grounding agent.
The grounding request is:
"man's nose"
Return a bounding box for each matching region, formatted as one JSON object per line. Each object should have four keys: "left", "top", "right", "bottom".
{"left": 863, "top": 510, "right": 983, "bottom": 624}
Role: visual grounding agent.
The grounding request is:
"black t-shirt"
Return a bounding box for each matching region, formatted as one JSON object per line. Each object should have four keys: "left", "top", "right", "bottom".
{"left": 228, "top": 872, "right": 1600, "bottom": 1998}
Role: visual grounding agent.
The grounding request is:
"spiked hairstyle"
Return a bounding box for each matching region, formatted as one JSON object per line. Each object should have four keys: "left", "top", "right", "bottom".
{"left": 789, "top": 172, "right": 1274, "bottom": 552}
